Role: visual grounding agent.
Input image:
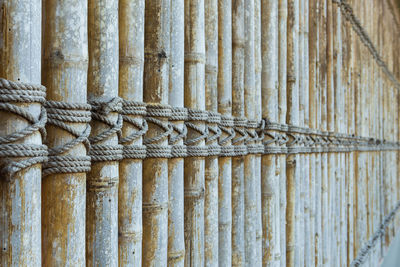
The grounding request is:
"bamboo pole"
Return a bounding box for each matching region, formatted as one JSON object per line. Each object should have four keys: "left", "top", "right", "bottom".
{"left": 308, "top": 0, "right": 319, "bottom": 265}
{"left": 41, "top": 0, "right": 88, "bottom": 265}
{"left": 261, "top": 0, "right": 279, "bottom": 265}
{"left": 118, "top": 0, "right": 144, "bottom": 265}
{"left": 254, "top": 0, "right": 263, "bottom": 264}
{"left": 183, "top": 0, "right": 206, "bottom": 265}
{"left": 86, "top": 0, "right": 119, "bottom": 265}
{"left": 168, "top": 0, "right": 185, "bottom": 266}
{"left": 286, "top": 0, "right": 299, "bottom": 266}
{"left": 218, "top": 0, "right": 232, "bottom": 265}
{"left": 142, "top": 1, "right": 170, "bottom": 265}
{"left": 204, "top": 0, "right": 219, "bottom": 265}
{"left": 0, "top": 0, "right": 42, "bottom": 265}
{"left": 232, "top": 0, "right": 245, "bottom": 264}
{"left": 278, "top": 1, "right": 288, "bottom": 266}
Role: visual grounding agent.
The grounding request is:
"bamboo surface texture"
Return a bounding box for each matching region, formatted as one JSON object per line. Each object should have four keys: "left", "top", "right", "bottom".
{"left": 0, "top": 0, "right": 399, "bottom": 266}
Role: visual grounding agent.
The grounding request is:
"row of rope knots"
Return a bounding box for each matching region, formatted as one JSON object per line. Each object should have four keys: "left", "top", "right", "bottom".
{"left": 0, "top": 78, "right": 48, "bottom": 181}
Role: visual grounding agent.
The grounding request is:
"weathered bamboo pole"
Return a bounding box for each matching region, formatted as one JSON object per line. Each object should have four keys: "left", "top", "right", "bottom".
{"left": 261, "top": 0, "right": 279, "bottom": 265}
{"left": 167, "top": 0, "right": 185, "bottom": 266}
{"left": 254, "top": 0, "right": 263, "bottom": 264}
{"left": 308, "top": 0, "right": 319, "bottom": 265}
{"left": 218, "top": 0, "right": 233, "bottom": 265}
{"left": 118, "top": 0, "right": 144, "bottom": 265}
{"left": 326, "top": 1, "right": 337, "bottom": 265}
{"left": 278, "top": 1, "right": 288, "bottom": 266}
{"left": 142, "top": 1, "right": 170, "bottom": 265}
{"left": 183, "top": 0, "right": 206, "bottom": 264}
{"left": 204, "top": 0, "right": 219, "bottom": 265}
{"left": 0, "top": 0, "right": 42, "bottom": 265}
{"left": 243, "top": 0, "right": 258, "bottom": 266}
{"left": 41, "top": 0, "right": 88, "bottom": 265}
{"left": 86, "top": 0, "right": 119, "bottom": 265}
{"left": 286, "top": 0, "right": 299, "bottom": 266}
{"left": 232, "top": 1, "right": 245, "bottom": 264}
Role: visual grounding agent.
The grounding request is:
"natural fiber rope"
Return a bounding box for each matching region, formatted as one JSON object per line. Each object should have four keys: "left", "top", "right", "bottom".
{"left": 120, "top": 100, "right": 147, "bottom": 159}
{"left": 333, "top": 0, "right": 400, "bottom": 89}
{"left": 185, "top": 109, "right": 208, "bottom": 157}
{"left": 144, "top": 104, "right": 172, "bottom": 158}
{"left": 89, "top": 97, "right": 123, "bottom": 162}
{"left": 0, "top": 78, "right": 48, "bottom": 180}
{"left": 350, "top": 200, "right": 400, "bottom": 267}
{"left": 43, "top": 101, "right": 91, "bottom": 175}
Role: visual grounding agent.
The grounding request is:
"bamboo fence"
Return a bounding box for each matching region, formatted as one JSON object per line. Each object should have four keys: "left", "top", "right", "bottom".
{"left": 0, "top": 0, "right": 400, "bottom": 266}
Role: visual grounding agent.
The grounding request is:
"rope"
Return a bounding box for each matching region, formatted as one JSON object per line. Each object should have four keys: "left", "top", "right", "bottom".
{"left": 120, "top": 100, "right": 147, "bottom": 159}
{"left": 185, "top": 109, "right": 208, "bottom": 157}
{"left": 0, "top": 78, "right": 48, "bottom": 180}
{"left": 144, "top": 104, "right": 172, "bottom": 158}
{"left": 43, "top": 101, "right": 91, "bottom": 175}
{"left": 89, "top": 97, "right": 123, "bottom": 162}
{"left": 351, "top": 200, "right": 400, "bottom": 267}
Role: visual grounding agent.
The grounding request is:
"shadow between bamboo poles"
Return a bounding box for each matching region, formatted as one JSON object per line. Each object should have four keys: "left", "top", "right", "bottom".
{"left": 183, "top": 0, "right": 206, "bottom": 265}
{"left": 278, "top": 1, "right": 288, "bottom": 266}
{"left": 243, "top": 0, "right": 258, "bottom": 266}
{"left": 168, "top": 0, "right": 185, "bottom": 266}
{"left": 0, "top": 0, "right": 42, "bottom": 265}
{"left": 232, "top": 0, "right": 245, "bottom": 265}
{"left": 286, "top": 0, "right": 299, "bottom": 266}
{"left": 41, "top": 0, "right": 87, "bottom": 265}
{"left": 86, "top": 0, "right": 119, "bottom": 265}
{"left": 217, "top": 0, "right": 233, "bottom": 265}
{"left": 142, "top": 0, "right": 170, "bottom": 265}
{"left": 254, "top": 1, "right": 263, "bottom": 264}
{"left": 204, "top": 0, "right": 219, "bottom": 265}
{"left": 118, "top": 0, "right": 144, "bottom": 265}
{"left": 261, "top": 0, "right": 279, "bottom": 265}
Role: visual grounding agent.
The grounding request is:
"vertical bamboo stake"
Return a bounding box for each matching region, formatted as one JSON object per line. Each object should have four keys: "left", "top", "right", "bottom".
{"left": 286, "top": 0, "right": 299, "bottom": 266}
{"left": 218, "top": 0, "right": 232, "bottom": 265}
{"left": 254, "top": 0, "right": 264, "bottom": 264}
{"left": 86, "top": 1, "right": 119, "bottom": 265}
{"left": 142, "top": 1, "right": 170, "bottom": 265}
{"left": 244, "top": 0, "right": 259, "bottom": 266}
{"left": 0, "top": 0, "right": 41, "bottom": 265}
{"left": 232, "top": 1, "right": 245, "bottom": 265}
{"left": 118, "top": 0, "right": 144, "bottom": 265}
{"left": 308, "top": 0, "right": 319, "bottom": 265}
{"left": 168, "top": 0, "right": 185, "bottom": 266}
{"left": 278, "top": 1, "right": 288, "bottom": 266}
{"left": 42, "top": 0, "right": 87, "bottom": 265}
{"left": 261, "top": 0, "right": 279, "bottom": 265}
{"left": 204, "top": 0, "right": 219, "bottom": 265}
{"left": 183, "top": 0, "right": 206, "bottom": 265}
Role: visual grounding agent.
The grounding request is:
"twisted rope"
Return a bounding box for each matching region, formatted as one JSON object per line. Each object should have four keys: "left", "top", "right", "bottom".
{"left": 120, "top": 100, "right": 147, "bottom": 159}
{"left": 0, "top": 78, "right": 48, "bottom": 180}
{"left": 169, "top": 107, "right": 188, "bottom": 158}
{"left": 185, "top": 109, "right": 208, "bottom": 157}
{"left": 89, "top": 97, "right": 123, "bottom": 162}
{"left": 144, "top": 104, "right": 172, "bottom": 158}
{"left": 351, "top": 200, "right": 400, "bottom": 267}
{"left": 43, "top": 101, "right": 91, "bottom": 175}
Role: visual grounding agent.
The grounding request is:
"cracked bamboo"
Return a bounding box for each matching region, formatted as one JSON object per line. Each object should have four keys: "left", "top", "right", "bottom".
{"left": 0, "top": 0, "right": 42, "bottom": 265}
{"left": 41, "top": 0, "right": 88, "bottom": 265}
